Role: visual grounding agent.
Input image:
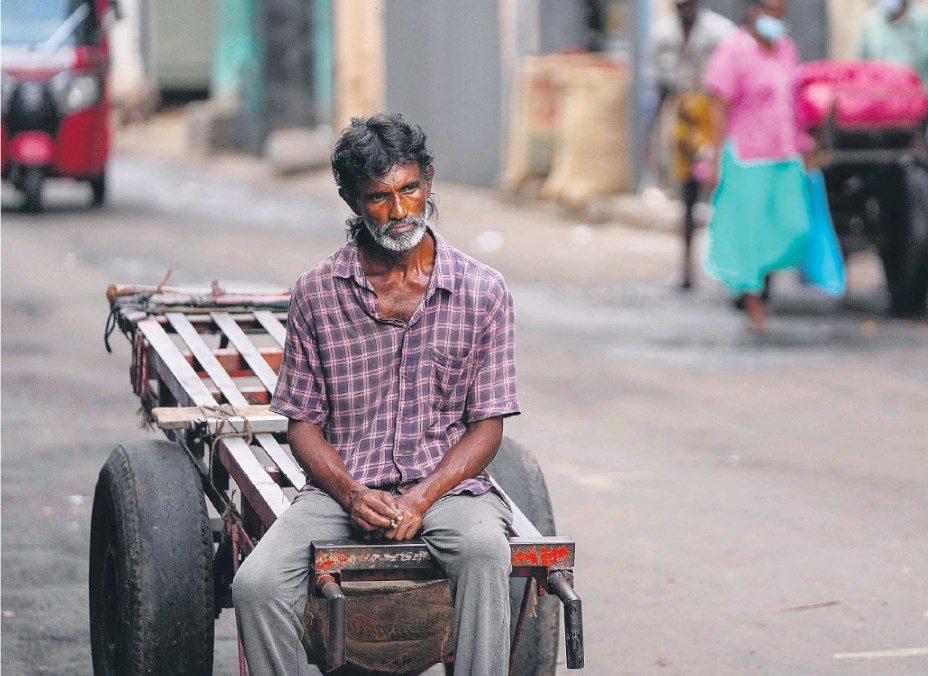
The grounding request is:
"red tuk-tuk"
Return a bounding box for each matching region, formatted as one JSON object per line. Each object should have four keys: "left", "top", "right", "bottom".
{"left": 1, "top": 0, "right": 113, "bottom": 212}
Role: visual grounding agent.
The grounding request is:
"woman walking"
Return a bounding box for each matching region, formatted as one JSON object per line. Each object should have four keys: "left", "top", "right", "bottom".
{"left": 702, "top": 0, "right": 813, "bottom": 332}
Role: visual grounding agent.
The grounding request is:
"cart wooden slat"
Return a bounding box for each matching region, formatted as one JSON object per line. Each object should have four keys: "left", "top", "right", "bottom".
{"left": 254, "top": 310, "right": 287, "bottom": 347}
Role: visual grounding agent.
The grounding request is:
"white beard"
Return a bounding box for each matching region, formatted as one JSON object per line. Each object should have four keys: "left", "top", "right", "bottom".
{"left": 364, "top": 215, "right": 429, "bottom": 253}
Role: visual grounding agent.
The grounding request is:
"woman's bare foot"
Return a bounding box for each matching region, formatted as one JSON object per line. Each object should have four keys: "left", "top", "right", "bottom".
{"left": 743, "top": 293, "right": 769, "bottom": 333}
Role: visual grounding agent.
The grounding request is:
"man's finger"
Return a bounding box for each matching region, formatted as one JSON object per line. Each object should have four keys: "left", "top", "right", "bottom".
{"left": 358, "top": 504, "right": 393, "bottom": 528}
{"left": 352, "top": 515, "right": 376, "bottom": 532}
{"left": 367, "top": 494, "right": 401, "bottom": 521}
{"left": 396, "top": 517, "right": 418, "bottom": 541}
{"left": 378, "top": 492, "right": 399, "bottom": 513}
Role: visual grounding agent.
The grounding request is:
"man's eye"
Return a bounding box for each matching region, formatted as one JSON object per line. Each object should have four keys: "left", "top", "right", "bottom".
{"left": 402, "top": 184, "right": 419, "bottom": 193}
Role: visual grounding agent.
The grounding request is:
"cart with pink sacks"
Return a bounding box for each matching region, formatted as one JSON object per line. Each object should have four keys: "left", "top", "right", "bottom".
{"left": 798, "top": 60, "right": 928, "bottom": 315}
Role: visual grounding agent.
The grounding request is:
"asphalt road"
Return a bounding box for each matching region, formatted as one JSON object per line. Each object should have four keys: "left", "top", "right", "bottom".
{"left": 2, "top": 153, "right": 927, "bottom": 675}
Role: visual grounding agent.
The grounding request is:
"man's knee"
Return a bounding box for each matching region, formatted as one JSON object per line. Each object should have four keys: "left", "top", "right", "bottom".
{"left": 454, "top": 530, "right": 511, "bottom": 574}
{"left": 232, "top": 555, "right": 281, "bottom": 613}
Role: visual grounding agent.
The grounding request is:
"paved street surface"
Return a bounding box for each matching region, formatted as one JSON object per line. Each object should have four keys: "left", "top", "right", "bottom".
{"left": 2, "top": 149, "right": 927, "bottom": 675}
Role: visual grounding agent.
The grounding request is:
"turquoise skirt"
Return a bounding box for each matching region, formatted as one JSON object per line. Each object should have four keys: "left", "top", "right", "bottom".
{"left": 704, "top": 144, "right": 811, "bottom": 293}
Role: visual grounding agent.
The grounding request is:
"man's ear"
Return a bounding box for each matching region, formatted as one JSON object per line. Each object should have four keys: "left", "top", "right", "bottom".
{"left": 424, "top": 164, "right": 435, "bottom": 190}
{"left": 338, "top": 188, "right": 360, "bottom": 215}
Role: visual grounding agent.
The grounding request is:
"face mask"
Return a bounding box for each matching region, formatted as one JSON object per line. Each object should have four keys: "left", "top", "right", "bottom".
{"left": 880, "top": 0, "right": 903, "bottom": 17}
{"left": 755, "top": 14, "right": 787, "bottom": 42}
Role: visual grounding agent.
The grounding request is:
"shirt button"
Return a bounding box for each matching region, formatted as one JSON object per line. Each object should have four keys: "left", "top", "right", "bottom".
{"left": 399, "top": 416, "right": 406, "bottom": 423}
{"left": 402, "top": 371, "right": 409, "bottom": 379}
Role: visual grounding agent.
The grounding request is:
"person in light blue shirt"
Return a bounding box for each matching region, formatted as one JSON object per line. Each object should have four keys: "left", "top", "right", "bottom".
{"left": 859, "top": 0, "right": 928, "bottom": 89}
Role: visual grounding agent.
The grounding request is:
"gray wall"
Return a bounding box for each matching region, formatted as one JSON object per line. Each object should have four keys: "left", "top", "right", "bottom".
{"left": 384, "top": 1, "right": 503, "bottom": 187}
{"left": 702, "top": 0, "right": 828, "bottom": 60}
{"left": 539, "top": 0, "right": 587, "bottom": 53}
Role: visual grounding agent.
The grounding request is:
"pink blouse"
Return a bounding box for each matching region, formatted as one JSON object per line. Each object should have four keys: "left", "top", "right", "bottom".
{"left": 704, "top": 28, "right": 812, "bottom": 161}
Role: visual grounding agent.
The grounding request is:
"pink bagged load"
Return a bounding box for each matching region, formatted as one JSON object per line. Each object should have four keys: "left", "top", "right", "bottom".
{"left": 797, "top": 60, "right": 928, "bottom": 130}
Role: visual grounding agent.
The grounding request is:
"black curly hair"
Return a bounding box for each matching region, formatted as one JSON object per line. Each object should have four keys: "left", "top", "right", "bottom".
{"left": 331, "top": 112, "right": 435, "bottom": 241}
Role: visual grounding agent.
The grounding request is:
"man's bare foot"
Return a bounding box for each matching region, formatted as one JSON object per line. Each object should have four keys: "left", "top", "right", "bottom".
{"left": 743, "top": 293, "right": 769, "bottom": 333}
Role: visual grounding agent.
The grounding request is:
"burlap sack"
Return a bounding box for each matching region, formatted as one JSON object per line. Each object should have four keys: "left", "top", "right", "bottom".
{"left": 301, "top": 580, "right": 454, "bottom": 674}
{"left": 540, "top": 61, "right": 632, "bottom": 205}
{"left": 501, "top": 53, "right": 601, "bottom": 190}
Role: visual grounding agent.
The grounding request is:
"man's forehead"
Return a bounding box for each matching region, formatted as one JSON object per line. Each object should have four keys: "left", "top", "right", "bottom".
{"left": 363, "top": 163, "right": 422, "bottom": 191}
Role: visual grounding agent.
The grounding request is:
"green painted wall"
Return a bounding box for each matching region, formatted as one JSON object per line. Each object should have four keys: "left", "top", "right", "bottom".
{"left": 312, "top": 0, "right": 333, "bottom": 126}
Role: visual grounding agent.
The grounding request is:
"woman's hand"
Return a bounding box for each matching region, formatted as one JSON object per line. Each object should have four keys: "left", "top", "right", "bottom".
{"left": 694, "top": 145, "right": 720, "bottom": 191}
{"left": 801, "top": 134, "right": 818, "bottom": 170}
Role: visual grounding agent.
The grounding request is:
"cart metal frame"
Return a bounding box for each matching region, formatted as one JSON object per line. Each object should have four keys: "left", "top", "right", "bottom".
{"left": 106, "top": 284, "right": 584, "bottom": 674}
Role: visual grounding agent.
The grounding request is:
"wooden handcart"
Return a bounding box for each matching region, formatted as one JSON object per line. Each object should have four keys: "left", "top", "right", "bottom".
{"left": 90, "top": 284, "right": 584, "bottom": 675}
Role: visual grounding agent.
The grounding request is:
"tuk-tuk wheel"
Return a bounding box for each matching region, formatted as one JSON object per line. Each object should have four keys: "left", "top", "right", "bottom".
{"left": 21, "top": 168, "right": 43, "bottom": 213}
{"left": 89, "top": 440, "right": 214, "bottom": 675}
{"left": 488, "top": 437, "right": 560, "bottom": 675}
{"left": 90, "top": 173, "right": 107, "bottom": 207}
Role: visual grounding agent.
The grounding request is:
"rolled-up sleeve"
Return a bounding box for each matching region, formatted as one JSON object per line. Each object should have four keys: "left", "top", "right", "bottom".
{"left": 269, "top": 283, "right": 329, "bottom": 426}
{"left": 464, "top": 283, "right": 521, "bottom": 423}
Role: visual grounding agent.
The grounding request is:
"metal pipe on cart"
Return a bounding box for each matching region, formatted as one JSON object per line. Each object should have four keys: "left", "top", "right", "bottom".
{"left": 548, "top": 570, "right": 584, "bottom": 669}
{"left": 316, "top": 574, "right": 347, "bottom": 670}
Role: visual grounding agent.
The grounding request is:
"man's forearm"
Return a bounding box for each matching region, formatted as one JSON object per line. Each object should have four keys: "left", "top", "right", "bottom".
{"left": 404, "top": 417, "right": 504, "bottom": 509}
{"left": 287, "top": 420, "right": 361, "bottom": 509}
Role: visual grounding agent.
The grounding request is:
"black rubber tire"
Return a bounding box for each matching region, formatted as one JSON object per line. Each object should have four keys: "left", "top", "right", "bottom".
{"left": 488, "top": 437, "right": 559, "bottom": 676}
{"left": 881, "top": 164, "right": 928, "bottom": 316}
{"left": 89, "top": 440, "right": 214, "bottom": 675}
{"left": 90, "top": 172, "right": 107, "bottom": 207}
{"left": 21, "top": 167, "right": 43, "bottom": 213}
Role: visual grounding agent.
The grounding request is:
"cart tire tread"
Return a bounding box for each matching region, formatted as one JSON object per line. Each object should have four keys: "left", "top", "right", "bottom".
{"left": 89, "top": 439, "right": 214, "bottom": 675}
{"left": 488, "top": 437, "right": 560, "bottom": 676}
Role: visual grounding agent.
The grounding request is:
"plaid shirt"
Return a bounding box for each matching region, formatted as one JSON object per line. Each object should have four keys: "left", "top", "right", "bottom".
{"left": 270, "top": 230, "right": 520, "bottom": 496}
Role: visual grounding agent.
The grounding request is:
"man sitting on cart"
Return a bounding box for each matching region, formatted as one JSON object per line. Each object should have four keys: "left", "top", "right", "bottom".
{"left": 233, "top": 112, "right": 521, "bottom": 675}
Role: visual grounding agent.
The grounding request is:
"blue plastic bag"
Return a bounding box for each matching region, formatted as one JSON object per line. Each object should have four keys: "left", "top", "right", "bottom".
{"left": 802, "top": 170, "right": 846, "bottom": 295}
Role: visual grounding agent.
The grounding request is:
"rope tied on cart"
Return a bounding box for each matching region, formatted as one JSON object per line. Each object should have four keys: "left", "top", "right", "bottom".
{"left": 199, "top": 404, "right": 256, "bottom": 490}
{"left": 199, "top": 403, "right": 255, "bottom": 451}
{"left": 222, "top": 497, "right": 255, "bottom": 560}
{"left": 103, "top": 301, "right": 133, "bottom": 354}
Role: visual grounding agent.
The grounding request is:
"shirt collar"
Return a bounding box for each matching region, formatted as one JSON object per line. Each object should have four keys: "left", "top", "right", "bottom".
{"left": 331, "top": 228, "right": 460, "bottom": 294}
{"left": 431, "top": 230, "right": 459, "bottom": 293}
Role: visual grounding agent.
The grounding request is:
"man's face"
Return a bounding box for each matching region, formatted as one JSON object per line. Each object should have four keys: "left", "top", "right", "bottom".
{"left": 883, "top": 0, "right": 909, "bottom": 21}
{"left": 676, "top": 0, "right": 698, "bottom": 27}
{"left": 358, "top": 163, "right": 433, "bottom": 253}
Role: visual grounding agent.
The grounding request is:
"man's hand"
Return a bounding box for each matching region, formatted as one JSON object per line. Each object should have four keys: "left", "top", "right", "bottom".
{"left": 348, "top": 486, "right": 401, "bottom": 533}
{"left": 384, "top": 494, "right": 429, "bottom": 541}
{"left": 380, "top": 417, "right": 504, "bottom": 541}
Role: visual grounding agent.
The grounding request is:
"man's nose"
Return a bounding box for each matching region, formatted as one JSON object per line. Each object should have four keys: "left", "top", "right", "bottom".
{"left": 388, "top": 193, "right": 407, "bottom": 221}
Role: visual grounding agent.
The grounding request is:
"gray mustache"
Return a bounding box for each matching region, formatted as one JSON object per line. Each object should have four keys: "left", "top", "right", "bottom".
{"left": 388, "top": 215, "right": 426, "bottom": 228}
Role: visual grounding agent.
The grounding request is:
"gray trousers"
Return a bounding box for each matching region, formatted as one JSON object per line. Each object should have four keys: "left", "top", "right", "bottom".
{"left": 232, "top": 490, "right": 513, "bottom": 676}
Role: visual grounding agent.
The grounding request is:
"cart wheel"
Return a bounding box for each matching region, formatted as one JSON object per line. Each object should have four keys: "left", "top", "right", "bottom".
{"left": 882, "top": 164, "right": 928, "bottom": 316}
{"left": 89, "top": 440, "right": 214, "bottom": 675}
{"left": 90, "top": 173, "right": 107, "bottom": 207}
{"left": 21, "top": 168, "right": 43, "bottom": 213}
{"left": 488, "top": 437, "right": 559, "bottom": 676}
